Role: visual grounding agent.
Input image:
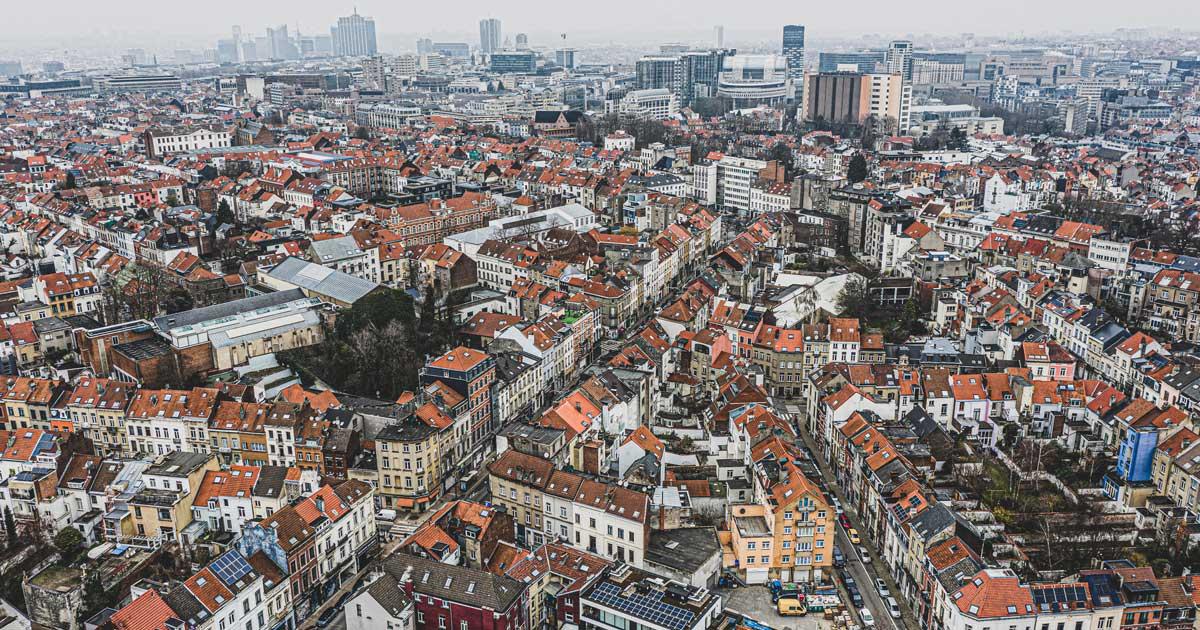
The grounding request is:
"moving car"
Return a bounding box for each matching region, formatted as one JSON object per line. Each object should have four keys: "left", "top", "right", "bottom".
{"left": 777, "top": 597, "right": 807, "bottom": 616}
{"left": 847, "top": 528, "right": 861, "bottom": 544}
{"left": 860, "top": 607, "right": 876, "bottom": 627}
{"left": 876, "top": 578, "right": 890, "bottom": 598}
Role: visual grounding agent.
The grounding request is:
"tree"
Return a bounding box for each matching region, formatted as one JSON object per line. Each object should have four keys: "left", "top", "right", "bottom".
{"left": 767, "top": 143, "right": 794, "bottom": 177}
{"left": 101, "top": 263, "right": 179, "bottom": 324}
{"left": 77, "top": 570, "right": 118, "bottom": 625}
{"left": 165, "top": 191, "right": 181, "bottom": 207}
{"left": 63, "top": 172, "right": 77, "bottom": 190}
{"left": 836, "top": 276, "right": 873, "bottom": 320}
{"left": 847, "top": 153, "right": 869, "bottom": 183}
{"left": 2, "top": 506, "right": 15, "bottom": 547}
{"left": 353, "top": 126, "right": 372, "bottom": 141}
{"left": 54, "top": 526, "right": 85, "bottom": 562}
{"left": 216, "top": 199, "right": 236, "bottom": 227}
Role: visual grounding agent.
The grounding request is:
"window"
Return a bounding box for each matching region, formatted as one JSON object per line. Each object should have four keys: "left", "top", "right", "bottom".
{"left": 438, "top": 616, "right": 447, "bottom": 629}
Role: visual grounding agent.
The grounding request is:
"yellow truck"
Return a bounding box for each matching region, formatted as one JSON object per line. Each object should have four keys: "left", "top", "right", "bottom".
{"left": 777, "top": 597, "right": 807, "bottom": 616}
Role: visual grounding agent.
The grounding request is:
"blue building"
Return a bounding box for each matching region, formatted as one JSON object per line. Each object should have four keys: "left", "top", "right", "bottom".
{"left": 1104, "top": 401, "right": 1185, "bottom": 503}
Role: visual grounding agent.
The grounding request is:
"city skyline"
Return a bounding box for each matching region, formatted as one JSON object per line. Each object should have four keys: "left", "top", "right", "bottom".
{"left": 4, "top": 0, "right": 1200, "bottom": 51}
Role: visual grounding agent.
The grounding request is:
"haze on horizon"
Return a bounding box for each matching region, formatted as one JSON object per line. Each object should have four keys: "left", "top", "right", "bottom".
{"left": 3, "top": 0, "right": 1200, "bottom": 51}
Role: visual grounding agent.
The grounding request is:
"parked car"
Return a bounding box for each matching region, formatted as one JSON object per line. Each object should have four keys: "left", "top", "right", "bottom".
{"left": 887, "top": 596, "right": 902, "bottom": 619}
{"left": 839, "top": 514, "right": 851, "bottom": 529}
{"left": 860, "top": 607, "right": 876, "bottom": 627}
{"left": 842, "top": 573, "right": 856, "bottom": 588}
{"left": 833, "top": 548, "right": 846, "bottom": 568}
{"left": 316, "top": 607, "right": 340, "bottom": 629}
{"left": 848, "top": 586, "right": 864, "bottom": 608}
{"left": 875, "top": 578, "right": 890, "bottom": 598}
{"left": 859, "top": 545, "right": 871, "bottom": 560}
{"left": 847, "top": 528, "right": 861, "bottom": 544}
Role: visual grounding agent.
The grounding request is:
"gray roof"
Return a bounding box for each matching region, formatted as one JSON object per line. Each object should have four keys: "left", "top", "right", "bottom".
{"left": 362, "top": 573, "right": 411, "bottom": 618}
{"left": 154, "top": 288, "right": 308, "bottom": 331}
{"left": 266, "top": 256, "right": 380, "bottom": 305}
{"left": 646, "top": 527, "right": 721, "bottom": 574}
{"left": 909, "top": 502, "right": 957, "bottom": 541}
{"left": 384, "top": 553, "right": 524, "bottom": 613}
{"left": 309, "top": 235, "right": 364, "bottom": 263}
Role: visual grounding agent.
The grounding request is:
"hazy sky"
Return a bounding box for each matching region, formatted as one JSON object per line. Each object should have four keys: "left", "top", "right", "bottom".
{"left": 3, "top": 0, "right": 1200, "bottom": 49}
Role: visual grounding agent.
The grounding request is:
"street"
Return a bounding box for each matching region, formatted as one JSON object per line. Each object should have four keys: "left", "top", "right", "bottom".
{"left": 792, "top": 411, "right": 918, "bottom": 630}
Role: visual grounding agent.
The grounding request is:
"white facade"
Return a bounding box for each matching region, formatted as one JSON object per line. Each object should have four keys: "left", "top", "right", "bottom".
{"left": 147, "top": 127, "right": 231, "bottom": 156}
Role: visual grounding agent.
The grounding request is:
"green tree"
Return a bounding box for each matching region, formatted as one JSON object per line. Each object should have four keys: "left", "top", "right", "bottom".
{"left": 63, "top": 172, "right": 77, "bottom": 189}
{"left": 848, "top": 153, "right": 868, "bottom": 183}
{"left": 353, "top": 126, "right": 372, "bottom": 141}
{"left": 54, "top": 526, "right": 85, "bottom": 562}
{"left": 216, "top": 199, "right": 236, "bottom": 227}
{"left": 165, "top": 191, "right": 181, "bottom": 207}
{"left": 836, "top": 276, "right": 873, "bottom": 320}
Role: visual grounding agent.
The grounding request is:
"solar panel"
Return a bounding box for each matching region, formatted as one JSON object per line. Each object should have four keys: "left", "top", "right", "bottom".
{"left": 211, "top": 551, "right": 254, "bottom": 587}
{"left": 591, "top": 582, "right": 696, "bottom": 630}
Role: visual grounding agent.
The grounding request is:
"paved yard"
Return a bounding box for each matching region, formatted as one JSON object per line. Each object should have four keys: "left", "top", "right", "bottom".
{"left": 718, "top": 586, "right": 839, "bottom": 630}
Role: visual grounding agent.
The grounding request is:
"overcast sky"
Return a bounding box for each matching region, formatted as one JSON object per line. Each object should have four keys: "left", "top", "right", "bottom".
{"left": 3, "top": 0, "right": 1199, "bottom": 50}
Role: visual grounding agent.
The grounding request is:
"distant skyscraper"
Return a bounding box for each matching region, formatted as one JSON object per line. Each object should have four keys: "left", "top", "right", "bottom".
{"left": 416, "top": 38, "right": 434, "bottom": 55}
{"left": 332, "top": 11, "right": 377, "bottom": 57}
{"left": 555, "top": 48, "right": 576, "bottom": 69}
{"left": 516, "top": 33, "right": 529, "bottom": 50}
{"left": 714, "top": 25, "right": 724, "bottom": 48}
{"left": 782, "top": 25, "right": 806, "bottom": 79}
{"left": 479, "top": 18, "right": 502, "bottom": 55}
{"left": 886, "top": 40, "right": 913, "bottom": 80}
{"left": 266, "top": 26, "right": 298, "bottom": 60}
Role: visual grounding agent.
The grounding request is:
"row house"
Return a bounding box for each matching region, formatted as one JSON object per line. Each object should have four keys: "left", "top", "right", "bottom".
{"left": 238, "top": 479, "right": 377, "bottom": 620}
{"left": 488, "top": 449, "right": 651, "bottom": 566}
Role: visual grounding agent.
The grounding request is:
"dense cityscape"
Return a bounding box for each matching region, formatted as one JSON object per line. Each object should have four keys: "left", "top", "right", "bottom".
{"left": 1, "top": 7, "right": 1200, "bottom": 630}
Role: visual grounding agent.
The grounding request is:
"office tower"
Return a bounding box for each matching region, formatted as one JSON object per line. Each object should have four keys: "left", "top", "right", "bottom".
{"left": 886, "top": 40, "right": 913, "bottom": 80}
{"left": 782, "top": 25, "right": 805, "bottom": 78}
{"left": 516, "top": 33, "right": 529, "bottom": 50}
{"left": 818, "top": 51, "right": 886, "bottom": 73}
{"left": 801, "top": 71, "right": 911, "bottom": 131}
{"left": 216, "top": 39, "right": 239, "bottom": 64}
{"left": 679, "top": 49, "right": 731, "bottom": 104}
{"left": 0, "top": 60, "right": 23, "bottom": 77}
{"left": 242, "top": 40, "right": 259, "bottom": 62}
{"left": 479, "top": 18, "right": 502, "bottom": 55}
{"left": 636, "top": 56, "right": 682, "bottom": 92}
{"left": 416, "top": 38, "right": 433, "bottom": 55}
{"left": 783, "top": 24, "right": 805, "bottom": 98}
{"left": 332, "top": 11, "right": 378, "bottom": 57}
{"left": 267, "top": 26, "right": 298, "bottom": 60}
{"left": 490, "top": 50, "right": 536, "bottom": 74}
{"left": 714, "top": 25, "right": 724, "bottom": 48}
{"left": 555, "top": 48, "right": 577, "bottom": 70}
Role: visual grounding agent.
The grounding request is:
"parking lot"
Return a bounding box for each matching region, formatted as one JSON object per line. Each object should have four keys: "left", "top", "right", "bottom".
{"left": 718, "top": 586, "right": 841, "bottom": 630}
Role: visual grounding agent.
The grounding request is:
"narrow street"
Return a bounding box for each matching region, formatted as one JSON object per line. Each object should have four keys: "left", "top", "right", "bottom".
{"left": 791, "top": 410, "right": 919, "bottom": 630}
